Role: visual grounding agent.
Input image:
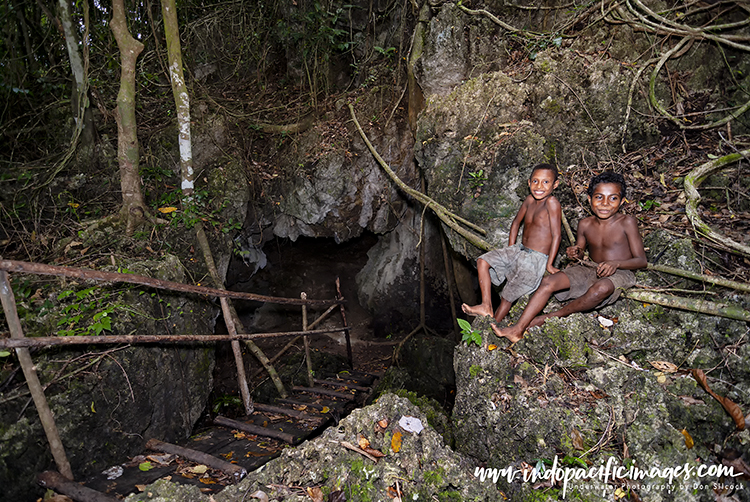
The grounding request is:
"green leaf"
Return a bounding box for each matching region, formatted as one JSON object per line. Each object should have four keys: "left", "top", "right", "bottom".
{"left": 470, "top": 331, "right": 482, "bottom": 346}
{"left": 139, "top": 461, "right": 153, "bottom": 471}
{"left": 457, "top": 318, "right": 472, "bottom": 331}
{"left": 0, "top": 350, "right": 11, "bottom": 357}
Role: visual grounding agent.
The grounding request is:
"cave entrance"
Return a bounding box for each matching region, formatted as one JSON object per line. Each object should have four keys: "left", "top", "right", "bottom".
{"left": 212, "top": 232, "right": 390, "bottom": 401}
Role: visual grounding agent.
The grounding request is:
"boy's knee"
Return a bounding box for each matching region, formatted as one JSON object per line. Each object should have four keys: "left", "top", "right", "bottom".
{"left": 539, "top": 275, "right": 555, "bottom": 289}
{"left": 540, "top": 272, "right": 566, "bottom": 291}
{"left": 587, "top": 280, "right": 614, "bottom": 303}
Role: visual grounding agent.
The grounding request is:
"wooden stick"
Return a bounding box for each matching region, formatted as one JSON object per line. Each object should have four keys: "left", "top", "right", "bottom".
{"left": 0, "top": 259, "right": 341, "bottom": 307}
{"left": 340, "top": 441, "right": 379, "bottom": 462}
{"left": 313, "top": 378, "right": 370, "bottom": 392}
{"left": 38, "top": 471, "right": 119, "bottom": 502}
{"left": 0, "top": 272, "right": 73, "bottom": 480}
{"left": 213, "top": 416, "right": 298, "bottom": 444}
{"left": 646, "top": 262, "right": 750, "bottom": 293}
{"left": 624, "top": 289, "right": 750, "bottom": 322}
{"left": 145, "top": 438, "right": 247, "bottom": 481}
{"left": 292, "top": 385, "right": 356, "bottom": 401}
{"left": 0, "top": 327, "right": 350, "bottom": 349}
{"left": 335, "top": 278, "right": 353, "bottom": 368}
{"left": 252, "top": 403, "right": 323, "bottom": 420}
{"left": 248, "top": 306, "right": 339, "bottom": 380}
{"left": 302, "top": 292, "right": 314, "bottom": 387}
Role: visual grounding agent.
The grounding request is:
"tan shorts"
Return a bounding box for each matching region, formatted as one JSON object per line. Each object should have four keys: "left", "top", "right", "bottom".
{"left": 479, "top": 243, "right": 548, "bottom": 302}
{"left": 554, "top": 265, "right": 635, "bottom": 307}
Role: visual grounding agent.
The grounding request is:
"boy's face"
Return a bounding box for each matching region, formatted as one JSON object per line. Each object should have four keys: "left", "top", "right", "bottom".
{"left": 588, "top": 182, "right": 623, "bottom": 220}
{"left": 528, "top": 169, "right": 559, "bottom": 201}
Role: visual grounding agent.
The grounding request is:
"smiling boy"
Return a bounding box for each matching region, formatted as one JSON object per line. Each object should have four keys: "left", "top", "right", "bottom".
{"left": 462, "top": 163, "right": 562, "bottom": 325}
{"left": 494, "top": 171, "right": 647, "bottom": 343}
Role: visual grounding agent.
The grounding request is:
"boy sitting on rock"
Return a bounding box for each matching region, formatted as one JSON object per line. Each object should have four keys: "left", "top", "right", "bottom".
{"left": 494, "top": 171, "right": 647, "bottom": 343}
{"left": 462, "top": 163, "right": 562, "bottom": 325}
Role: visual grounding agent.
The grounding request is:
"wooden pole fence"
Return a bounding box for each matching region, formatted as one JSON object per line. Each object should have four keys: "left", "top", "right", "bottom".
{"left": 0, "top": 260, "right": 343, "bottom": 307}
{"left": 0, "top": 327, "right": 347, "bottom": 349}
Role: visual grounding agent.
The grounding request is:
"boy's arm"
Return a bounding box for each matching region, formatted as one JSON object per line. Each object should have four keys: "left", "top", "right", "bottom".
{"left": 597, "top": 216, "right": 647, "bottom": 277}
{"left": 566, "top": 218, "right": 589, "bottom": 260}
{"left": 545, "top": 197, "right": 562, "bottom": 274}
{"left": 508, "top": 197, "right": 529, "bottom": 246}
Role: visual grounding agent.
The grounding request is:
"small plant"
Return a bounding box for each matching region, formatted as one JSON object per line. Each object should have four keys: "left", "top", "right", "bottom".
{"left": 468, "top": 169, "right": 488, "bottom": 191}
{"left": 458, "top": 318, "right": 482, "bottom": 346}
{"left": 374, "top": 46, "right": 396, "bottom": 59}
{"left": 55, "top": 287, "right": 121, "bottom": 336}
{"left": 638, "top": 199, "right": 660, "bottom": 211}
{"left": 212, "top": 394, "right": 242, "bottom": 413}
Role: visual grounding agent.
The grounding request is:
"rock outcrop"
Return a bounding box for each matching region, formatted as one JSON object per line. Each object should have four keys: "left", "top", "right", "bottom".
{"left": 452, "top": 233, "right": 750, "bottom": 501}
{"left": 124, "top": 393, "right": 500, "bottom": 502}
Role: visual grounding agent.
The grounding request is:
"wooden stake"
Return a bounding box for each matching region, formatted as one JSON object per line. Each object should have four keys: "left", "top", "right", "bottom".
{"left": 302, "top": 292, "right": 314, "bottom": 387}
{"left": 0, "top": 272, "right": 73, "bottom": 480}
{"left": 335, "top": 278, "right": 353, "bottom": 368}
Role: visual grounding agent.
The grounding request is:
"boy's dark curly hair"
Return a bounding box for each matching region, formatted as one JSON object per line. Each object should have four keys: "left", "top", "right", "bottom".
{"left": 587, "top": 171, "right": 626, "bottom": 200}
{"left": 530, "top": 163, "right": 558, "bottom": 182}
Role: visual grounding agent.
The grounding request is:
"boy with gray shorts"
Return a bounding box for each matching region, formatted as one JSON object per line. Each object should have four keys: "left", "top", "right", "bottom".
{"left": 462, "top": 164, "right": 562, "bottom": 325}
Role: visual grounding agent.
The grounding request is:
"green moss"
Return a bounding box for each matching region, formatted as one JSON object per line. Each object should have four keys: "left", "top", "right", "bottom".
{"left": 643, "top": 305, "right": 665, "bottom": 321}
{"left": 350, "top": 456, "right": 365, "bottom": 474}
{"left": 542, "top": 98, "right": 562, "bottom": 114}
{"left": 520, "top": 485, "right": 587, "bottom": 501}
{"left": 436, "top": 490, "right": 462, "bottom": 501}
{"left": 542, "top": 322, "right": 588, "bottom": 364}
{"left": 423, "top": 466, "right": 445, "bottom": 485}
{"left": 545, "top": 141, "right": 557, "bottom": 161}
{"left": 347, "top": 478, "right": 375, "bottom": 502}
{"left": 469, "top": 365, "right": 482, "bottom": 378}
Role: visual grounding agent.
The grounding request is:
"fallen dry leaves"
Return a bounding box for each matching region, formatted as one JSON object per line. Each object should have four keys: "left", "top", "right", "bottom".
{"left": 691, "top": 369, "right": 746, "bottom": 430}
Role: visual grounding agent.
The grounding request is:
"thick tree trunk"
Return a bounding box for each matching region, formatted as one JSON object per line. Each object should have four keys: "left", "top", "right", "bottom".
{"left": 111, "top": 0, "right": 147, "bottom": 234}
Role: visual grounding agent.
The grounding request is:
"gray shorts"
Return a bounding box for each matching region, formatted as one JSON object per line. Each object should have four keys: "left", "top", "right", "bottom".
{"left": 479, "top": 243, "right": 548, "bottom": 302}
{"left": 554, "top": 265, "right": 636, "bottom": 306}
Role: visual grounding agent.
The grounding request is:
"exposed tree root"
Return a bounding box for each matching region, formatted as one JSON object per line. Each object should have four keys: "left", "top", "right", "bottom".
{"left": 684, "top": 150, "right": 750, "bottom": 257}
{"left": 348, "top": 103, "right": 490, "bottom": 251}
{"left": 625, "top": 289, "right": 750, "bottom": 322}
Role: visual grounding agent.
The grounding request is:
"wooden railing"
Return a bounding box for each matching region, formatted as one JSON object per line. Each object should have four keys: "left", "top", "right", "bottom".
{"left": 0, "top": 259, "right": 352, "bottom": 483}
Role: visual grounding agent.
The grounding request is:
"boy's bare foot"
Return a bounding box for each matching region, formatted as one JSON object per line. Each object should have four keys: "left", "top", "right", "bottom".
{"left": 528, "top": 315, "right": 550, "bottom": 329}
{"left": 491, "top": 324, "right": 525, "bottom": 343}
{"left": 461, "top": 303, "right": 493, "bottom": 318}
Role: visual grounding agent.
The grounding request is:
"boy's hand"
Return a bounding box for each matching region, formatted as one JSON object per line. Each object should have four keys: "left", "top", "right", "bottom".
{"left": 546, "top": 264, "right": 560, "bottom": 274}
{"left": 566, "top": 246, "right": 583, "bottom": 260}
{"left": 596, "top": 261, "right": 619, "bottom": 277}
